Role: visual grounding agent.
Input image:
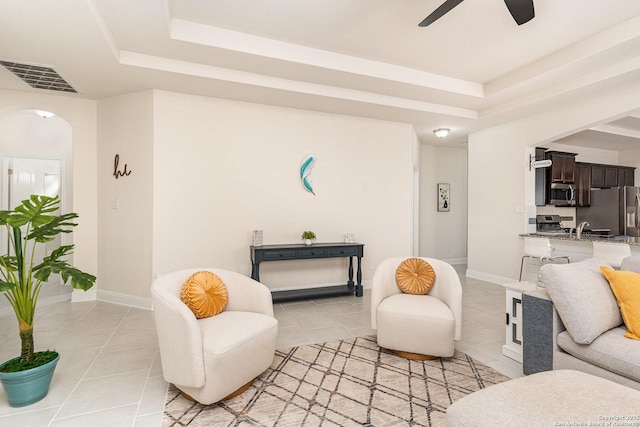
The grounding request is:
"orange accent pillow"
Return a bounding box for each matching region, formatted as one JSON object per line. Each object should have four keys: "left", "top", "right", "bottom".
{"left": 600, "top": 266, "right": 640, "bottom": 341}
{"left": 181, "top": 271, "right": 228, "bottom": 319}
{"left": 395, "top": 258, "right": 436, "bottom": 295}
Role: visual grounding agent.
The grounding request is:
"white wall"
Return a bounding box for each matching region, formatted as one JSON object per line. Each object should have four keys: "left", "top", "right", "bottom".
{"left": 623, "top": 148, "right": 640, "bottom": 184}
{"left": 467, "top": 84, "right": 640, "bottom": 284}
{"left": 2, "top": 79, "right": 637, "bottom": 308}
{"left": 419, "top": 144, "right": 468, "bottom": 263}
{"left": 97, "top": 91, "right": 154, "bottom": 307}
{"left": 0, "top": 89, "right": 98, "bottom": 302}
{"left": 152, "top": 90, "right": 416, "bottom": 292}
{"left": 1, "top": 88, "right": 416, "bottom": 309}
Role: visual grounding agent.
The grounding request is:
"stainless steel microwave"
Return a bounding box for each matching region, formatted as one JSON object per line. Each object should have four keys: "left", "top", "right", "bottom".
{"left": 549, "top": 183, "right": 575, "bottom": 206}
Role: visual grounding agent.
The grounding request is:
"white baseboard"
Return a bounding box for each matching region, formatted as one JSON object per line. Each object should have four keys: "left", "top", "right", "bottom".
{"left": 466, "top": 269, "right": 515, "bottom": 285}
{"left": 0, "top": 293, "right": 72, "bottom": 317}
{"left": 442, "top": 257, "right": 467, "bottom": 265}
{"left": 501, "top": 345, "right": 523, "bottom": 363}
{"left": 97, "top": 290, "right": 153, "bottom": 311}
{"left": 268, "top": 282, "right": 339, "bottom": 292}
{"left": 71, "top": 288, "right": 97, "bottom": 302}
{"left": 269, "top": 280, "right": 373, "bottom": 292}
{"left": 3, "top": 280, "right": 371, "bottom": 318}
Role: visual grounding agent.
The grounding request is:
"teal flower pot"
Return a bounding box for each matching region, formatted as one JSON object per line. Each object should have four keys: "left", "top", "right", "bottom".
{"left": 0, "top": 353, "right": 60, "bottom": 407}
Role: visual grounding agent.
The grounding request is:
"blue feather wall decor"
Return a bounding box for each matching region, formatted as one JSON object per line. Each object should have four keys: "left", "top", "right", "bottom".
{"left": 300, "top": 155, "right": 316, "bottom": 195}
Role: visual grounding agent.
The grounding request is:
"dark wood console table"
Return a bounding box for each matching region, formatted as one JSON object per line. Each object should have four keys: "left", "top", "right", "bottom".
{"left": 250, "top": 242, "right": 364, "bottom": 302}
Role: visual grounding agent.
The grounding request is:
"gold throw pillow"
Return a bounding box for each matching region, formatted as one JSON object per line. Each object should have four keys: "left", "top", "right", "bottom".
{"left": 181, "top": 271, "right": 228, "bottom": 319}
{"left": 600, "top": 266, "right": 640, "bottom": 341}
{"left": 395, "top": 258, "right": 436, "bottom": 295}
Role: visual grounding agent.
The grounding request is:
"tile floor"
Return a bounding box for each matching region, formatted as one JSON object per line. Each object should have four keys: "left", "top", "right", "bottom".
{"left": 0, "top": 264, "right": 522, "bottom": 426}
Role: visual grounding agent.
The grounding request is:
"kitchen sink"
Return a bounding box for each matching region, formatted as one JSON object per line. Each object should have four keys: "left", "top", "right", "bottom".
{"left": 535, "top": 231, "right": 568, "bottom": 236}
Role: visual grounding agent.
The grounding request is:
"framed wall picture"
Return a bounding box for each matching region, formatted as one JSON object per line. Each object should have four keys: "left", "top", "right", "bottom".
{"left": 438, "top": 183, "right": 450, "bottom": 212}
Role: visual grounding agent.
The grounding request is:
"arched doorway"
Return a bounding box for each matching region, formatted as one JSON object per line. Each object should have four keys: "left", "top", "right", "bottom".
{"left": 0, "top": 109, "right": 73, "bottom": 314}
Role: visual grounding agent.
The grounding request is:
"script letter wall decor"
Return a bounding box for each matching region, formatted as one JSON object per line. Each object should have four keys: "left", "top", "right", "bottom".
{"left": 113, "top": 154, "right": 132, "bottom": 179}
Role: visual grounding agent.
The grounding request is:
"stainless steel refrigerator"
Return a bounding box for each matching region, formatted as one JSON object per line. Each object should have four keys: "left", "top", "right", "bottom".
{"left": 576, "top": 186, "right": 640, "bottom": 237}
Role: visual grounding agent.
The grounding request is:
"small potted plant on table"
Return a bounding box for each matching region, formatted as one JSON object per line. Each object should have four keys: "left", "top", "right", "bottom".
{"left": 301, "top": 231, "right": 317, "bottom": 246}
{"left": 0, "top": 195, "right": 96, "bottom": 407}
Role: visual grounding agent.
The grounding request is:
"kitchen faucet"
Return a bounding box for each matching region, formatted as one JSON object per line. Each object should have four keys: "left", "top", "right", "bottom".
{"left": 576, "top": 221, "right": 589, "bottom": 240}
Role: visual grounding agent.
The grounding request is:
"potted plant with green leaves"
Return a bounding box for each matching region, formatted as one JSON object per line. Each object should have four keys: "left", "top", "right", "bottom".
{"left": 0, "top": 195, "right": 96, "bottom": 407}
{"left": 301, "top": 230, "right": 317, "bottom": 246}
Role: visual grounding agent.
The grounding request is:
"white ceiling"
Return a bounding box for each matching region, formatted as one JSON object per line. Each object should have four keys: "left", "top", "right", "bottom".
{"left": 1, "top": 0, "right": 640, "bottom": 148}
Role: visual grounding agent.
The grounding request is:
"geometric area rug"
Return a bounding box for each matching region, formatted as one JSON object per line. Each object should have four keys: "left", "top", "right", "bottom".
{"left": 162, "top": 335, "right": 510, "bottom": 427}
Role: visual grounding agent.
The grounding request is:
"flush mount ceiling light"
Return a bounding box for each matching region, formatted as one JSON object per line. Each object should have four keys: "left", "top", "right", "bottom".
{"left": 34, "top": 110, "right": 55, "bottom": 119}
{"left": 433, "top": 128, "right": 451, "bottom": 138}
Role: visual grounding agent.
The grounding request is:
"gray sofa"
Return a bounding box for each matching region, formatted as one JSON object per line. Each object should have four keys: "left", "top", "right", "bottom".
{"left": 531, "top": 257, "right": 640, "bottom": 390}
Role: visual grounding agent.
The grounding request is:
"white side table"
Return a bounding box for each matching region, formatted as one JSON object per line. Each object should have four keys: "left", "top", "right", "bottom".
{"left": 502, "top": 281, "right": 539, "bottom": 363}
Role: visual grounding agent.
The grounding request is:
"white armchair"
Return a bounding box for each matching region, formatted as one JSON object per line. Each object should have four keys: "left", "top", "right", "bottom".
{"left": 371, "top": 257, "right": 462, "bottom": 359}
{"left": 151, "top": 268, "right": 278, "bottom": 404}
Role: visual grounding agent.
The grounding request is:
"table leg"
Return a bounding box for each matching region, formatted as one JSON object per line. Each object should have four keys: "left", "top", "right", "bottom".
{"left": 356, "top": 255, "right": 363, "bottom": 297}
{"left": 348, "top": 257, "right": 354, "bottom": 288}
{"left": 251, "top": 262, "right": 260, "bottom": 282}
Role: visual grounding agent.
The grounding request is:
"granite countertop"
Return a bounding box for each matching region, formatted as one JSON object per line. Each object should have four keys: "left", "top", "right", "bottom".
{"left": 502, "top": 280, "right": 540, "bottom": 292}
{"left": 521, "top": 233, "right": 640, "bottom": 246}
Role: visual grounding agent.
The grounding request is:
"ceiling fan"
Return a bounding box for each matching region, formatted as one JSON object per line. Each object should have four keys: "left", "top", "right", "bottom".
{"left": 419, "top": 0, "right": 535, "bottom": 27}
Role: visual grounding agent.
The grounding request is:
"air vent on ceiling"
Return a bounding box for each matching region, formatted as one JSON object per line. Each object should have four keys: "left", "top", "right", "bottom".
{"left": 0, "top": 60, "right": 77, "bottom": 93}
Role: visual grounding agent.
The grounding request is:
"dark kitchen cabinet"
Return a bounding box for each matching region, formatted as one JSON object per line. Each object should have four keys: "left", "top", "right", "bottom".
{"left": 544, "top": 157, "right": 634, "bottom": 207}
{"left": 592, "top": 165, "right": 635, "bottom": 188}
{"left": 618, "top": 167, "right": 635, "bottom": 187}
{"left": 546, "top": 152, "right": 576, "bottom": 183}
{"left": 591, "top": 165, "right": 604, "bottom": 187}
{"left": 592, "top": 165, "right": 618, "bottom": 187}
{"left": 604, "top": 167, "right": 618, "bottom": 187}
{"left": 575, "top": 163, "right": 591, "bottom": 206}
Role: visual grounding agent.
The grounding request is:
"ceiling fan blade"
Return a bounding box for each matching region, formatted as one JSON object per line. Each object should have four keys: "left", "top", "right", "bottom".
{"left": 504, "top": 0, "right": 535, "bottom": 25}
{"left": 418, "top": 0, "right": 464, "bottom": 27}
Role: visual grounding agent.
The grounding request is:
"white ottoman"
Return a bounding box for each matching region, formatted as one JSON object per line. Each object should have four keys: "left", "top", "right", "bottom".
{"left": 447, "top": 370, "right": 640, "bottom": 427}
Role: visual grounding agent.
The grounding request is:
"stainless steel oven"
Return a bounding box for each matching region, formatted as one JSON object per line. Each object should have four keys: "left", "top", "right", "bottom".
{"left": 549, "top": 183, "right": 575, "bottom": 206}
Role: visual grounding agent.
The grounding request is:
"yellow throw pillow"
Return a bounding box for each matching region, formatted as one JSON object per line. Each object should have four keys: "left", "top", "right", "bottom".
{"left": 600, "top": 266, "right": 640, "bottom": 341}
{"left": 395, "top": 258, "right": 436, "bottom": 295}
{"left": 181, "top": 271, "right": 228, "bottom": 319}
